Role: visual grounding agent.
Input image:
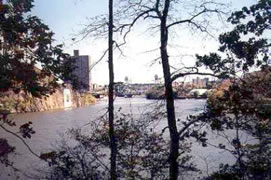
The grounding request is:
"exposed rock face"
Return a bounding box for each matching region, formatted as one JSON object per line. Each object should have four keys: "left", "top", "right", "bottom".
{"left": 0, "top": 87, "right": 96, "bottom": 113}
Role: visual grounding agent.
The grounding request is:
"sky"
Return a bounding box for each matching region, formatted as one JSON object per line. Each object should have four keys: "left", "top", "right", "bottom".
{"left": 31, "top": 0, "right": 257, "bottom": 85}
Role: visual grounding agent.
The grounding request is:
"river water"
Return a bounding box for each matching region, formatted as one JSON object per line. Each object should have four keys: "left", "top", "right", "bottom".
{"left": 0, "top": 98, "right": 241, "bottom": 179}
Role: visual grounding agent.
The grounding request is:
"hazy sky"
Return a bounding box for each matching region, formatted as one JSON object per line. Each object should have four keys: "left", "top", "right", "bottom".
{"left": 31, "top": 0, "right": 257, "bottom": 85}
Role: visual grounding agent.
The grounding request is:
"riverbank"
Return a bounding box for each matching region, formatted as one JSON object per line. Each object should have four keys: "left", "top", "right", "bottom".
{"left": 145, "top": 87, "right": 209, "bottom": 100}
{"left": 0, "top": 88, "right": 96, "bottom": 113}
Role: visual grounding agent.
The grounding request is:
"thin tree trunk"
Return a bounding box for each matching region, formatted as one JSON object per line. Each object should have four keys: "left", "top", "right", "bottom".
{"left": 108, "top": 0, "right": 117, "bottom": 179}
{"left": 160, "top": 1, "right": 179, "bottom": 179}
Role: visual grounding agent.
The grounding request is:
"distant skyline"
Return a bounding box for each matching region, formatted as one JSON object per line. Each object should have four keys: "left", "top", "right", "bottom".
{"left": 32, "top": 0, "right": 257, "bottom": 85}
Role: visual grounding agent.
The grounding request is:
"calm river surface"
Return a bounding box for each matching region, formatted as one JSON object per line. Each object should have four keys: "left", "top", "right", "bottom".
{"left": 1, "top": 98, "right": 238, "bottom": 179}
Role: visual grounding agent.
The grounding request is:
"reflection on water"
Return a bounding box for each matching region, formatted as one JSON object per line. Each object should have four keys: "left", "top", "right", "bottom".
{"left": 0, "top": 98, "right": 237, "bottom": 179}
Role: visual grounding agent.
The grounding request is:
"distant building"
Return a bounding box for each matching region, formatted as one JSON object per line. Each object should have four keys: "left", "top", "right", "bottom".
{"left": 192, "top": 77, "right": 209, "bottom": 88}
{"left": 72, "top": 50, "right": 92, "bottom": 92}
{"left": 114, "top": 83, "right": 159, "bottom": 96}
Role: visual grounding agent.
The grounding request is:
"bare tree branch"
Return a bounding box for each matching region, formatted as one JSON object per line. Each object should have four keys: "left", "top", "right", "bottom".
{"left": 171, "top": 67, "right": 219, "bottom": 82}
{"left": 90, "top": 48, "right": 109, "bottom": 70}
{"left": 0, "top": 124, "right": 42, "bottom": 161}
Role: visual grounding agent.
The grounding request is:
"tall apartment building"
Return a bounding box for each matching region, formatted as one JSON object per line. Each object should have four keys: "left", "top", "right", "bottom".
{"left": 72, "top": 50, "right": 92, "bottom": 92}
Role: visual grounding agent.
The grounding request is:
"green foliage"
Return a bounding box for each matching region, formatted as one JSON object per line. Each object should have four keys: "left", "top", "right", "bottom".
{"left": 199, "top": 78, "right": 271, "bottom": 179}
{"left": 0, "top": 0, "right": 80, "bottom": 97}
{"left": 195, "top": 1, "right": 271, "bottom": 179}
{"left": 0, "top": 0, "right": 82, "bottom": 173}
{"left": 229, "top": 0, "right": 271, "bottom": 36}
{"left": 199, "top": 69, "right": 271, "bottom": 179}
{"left": 196, "top": 0, "right": 270, "bottom": 76}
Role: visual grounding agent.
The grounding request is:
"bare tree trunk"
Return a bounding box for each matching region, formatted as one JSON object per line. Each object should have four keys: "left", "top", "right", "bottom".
{"left": 108, "top": 0, "right": 117, "bottom": 179}
{"left": 160, "top": 1, "right": 179, "bottom": 179}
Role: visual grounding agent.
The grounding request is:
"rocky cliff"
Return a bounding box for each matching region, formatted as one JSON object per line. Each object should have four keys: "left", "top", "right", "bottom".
{"left": 0, "top": 87, "right": 96, "bottom": 113}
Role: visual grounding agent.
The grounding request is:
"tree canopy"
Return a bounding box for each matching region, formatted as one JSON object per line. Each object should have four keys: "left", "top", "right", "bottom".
{"left": 0, "top": 0, "right": 78, "bottom": 97}
{"left": 196, "top": 0, "right": 270, "bottom": 75}
{"left": 0, "top": 0, "right": 81, "bottom": 172}
{"left": 194, "top": 1, "right": 271, "bottom": 179}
